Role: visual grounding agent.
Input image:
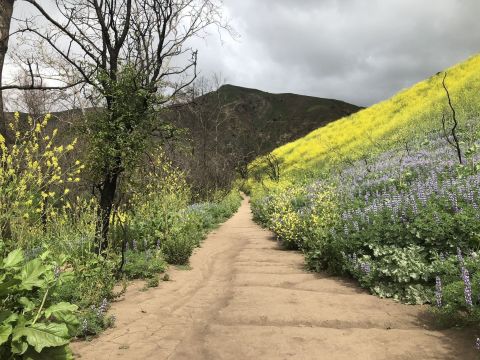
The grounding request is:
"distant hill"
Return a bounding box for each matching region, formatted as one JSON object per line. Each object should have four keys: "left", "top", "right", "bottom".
{"left": 168, "top": 84, "right": 361, "bottom": 196}
{"left": 185, "top": 84, "right": 361, "bottom": 152}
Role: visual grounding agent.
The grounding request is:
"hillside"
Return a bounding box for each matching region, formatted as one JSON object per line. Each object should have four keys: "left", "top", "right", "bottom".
{"left": 169, "top": 84, "right": 361, "bottom": 196}
{"left": 255, "top": 54, "right": 480, "bottom": 180}
{"left": 249, "top": 53, "right": 480, "bottom": 348}
{"left": 187, "top": 84, "right": 361, "bottom": 152}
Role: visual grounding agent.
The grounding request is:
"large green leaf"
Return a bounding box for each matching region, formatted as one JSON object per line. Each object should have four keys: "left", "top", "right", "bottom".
{"left": 0, "top": 310, "right": 18, "bottom": 324}
{"left": 13, "top": 323, "right": 70, "bottom": 353}
{"left": 19, "top": 297, "right": 37, "bottom": 312}
{"left": 0, "top": 324, "right": 12, "bottom": 346}
{"left": 19, "top": 259, "right": 46, "bottom": 290}
{"left": 23, "top": 344, "right": 74, "bottom": 360}
{"left": 44, "top": 303, "right": 78, "bottom": 319}
{"left": 0, "top": 278, "right": 21, "bottom": 297}
{"left": 11, "top": 338, "right": 28, "bottom": 355}
{"left": 3, "top": 249, "right": 24, "bottom": 269}
{"left": 45, "top": 303, "right": 79, "bottom": 335}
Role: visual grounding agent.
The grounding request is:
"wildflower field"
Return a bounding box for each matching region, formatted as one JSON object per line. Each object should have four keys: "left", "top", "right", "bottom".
{"left": 250, "top": 54, "right": 480, "bottom": 345}
{"left": 250, "top": 54, "right": 480, "bottom": 180}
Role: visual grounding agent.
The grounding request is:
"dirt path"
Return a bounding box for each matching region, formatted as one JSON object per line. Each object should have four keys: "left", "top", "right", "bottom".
{"left": 72, "top": 197, "right": 475, "bottom": 359}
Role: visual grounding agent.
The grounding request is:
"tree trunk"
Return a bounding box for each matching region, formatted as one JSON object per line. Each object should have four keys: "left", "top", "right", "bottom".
{"left": 95, "top": 170, "right": 119, "bottom": 254}
{"left": 0, "top": 0, "right": 14, "bottom": 141}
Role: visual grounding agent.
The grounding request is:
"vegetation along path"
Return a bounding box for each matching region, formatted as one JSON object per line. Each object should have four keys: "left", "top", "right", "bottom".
{"left": 73, "top": 197, "right": 475, "bottom": 359}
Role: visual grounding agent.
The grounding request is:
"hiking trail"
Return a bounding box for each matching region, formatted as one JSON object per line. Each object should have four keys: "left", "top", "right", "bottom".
{"left": 72, "top": 197, "right": 475, "bottom": 359}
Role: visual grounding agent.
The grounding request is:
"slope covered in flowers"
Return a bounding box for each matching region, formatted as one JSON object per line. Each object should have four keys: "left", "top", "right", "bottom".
{"left": 257, "top": 54, "right": 480, "bottom": 179}
{"left": 250, "top": 54, "right": 480, "bottom": 342}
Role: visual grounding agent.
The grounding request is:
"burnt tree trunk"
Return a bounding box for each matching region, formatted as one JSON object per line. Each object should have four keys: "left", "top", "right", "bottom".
{"left": 95, "top": 170, "right": 120, "bottom": 254}
{"left": 0, "top": 0, "right": 14, "bottom": 141}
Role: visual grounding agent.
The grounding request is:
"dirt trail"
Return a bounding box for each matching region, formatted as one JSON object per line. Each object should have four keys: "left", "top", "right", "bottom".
{"left": 73, "top": 197, "right": 475, "bottom": 359}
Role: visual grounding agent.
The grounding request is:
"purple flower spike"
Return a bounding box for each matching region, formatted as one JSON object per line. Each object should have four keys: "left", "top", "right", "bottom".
{"left": 435, "top": 276, "right": 442, "bottom": 307}
{"left": 461, "top": 266, "right": 473, "bottom": 307}
{"left": 360, "top": 263, "right": 371, "bottom": 274}
{"left": 457, "top": 248, "right": 464, "bottom": 265}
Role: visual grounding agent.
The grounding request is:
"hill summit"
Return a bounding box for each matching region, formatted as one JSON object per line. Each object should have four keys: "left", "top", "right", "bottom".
{"left": 169, "top": 84, "right": 361, "bottom": 195}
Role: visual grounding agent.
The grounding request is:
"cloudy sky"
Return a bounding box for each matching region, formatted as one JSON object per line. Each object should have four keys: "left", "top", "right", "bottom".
{"left": 6, "top": 0, "right": 480, "bottom": 107}
{"left": 193, "top": 0, "right": 480, "bottom": 106}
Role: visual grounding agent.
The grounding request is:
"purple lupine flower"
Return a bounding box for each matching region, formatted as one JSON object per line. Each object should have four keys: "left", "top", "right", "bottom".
{"left": 461, "top": 266, "right": 473, "bottom": 307}
{"left": 457, "top": 248, "right": 464, "bottom": 265}
{"left": 81, "top": 319, "right": 88, "bottom": 334}
{"left": 54, "top": 265, "right": 61, "bottom": 280}
{"left": 435, "top": 276, "right": 442, "bottom": 307}
{"left": 466, "top": 191, "right": 475, "bottom": 204}
{"left": 360, "top": 263, "right": 371, "bottom": 274}
{"left": 475, "top": 338, "right": 480, "bottom": 351}
{"left": 410, "top": 196, "right": 418, "bottom": 215}
{"left": 96, "top": 298, "right": 109, "bottom": 317}
{"left": 353, "top": 221, "right": 360, "bottom": 232}
{"left": 449, "top": 192, "right": 460, "bottom": 213}
{"left": 132, "top": 239, "right": 138, "bottom": 251}
{"left": 417, "top": 188, "right": 427, "bottom": 206}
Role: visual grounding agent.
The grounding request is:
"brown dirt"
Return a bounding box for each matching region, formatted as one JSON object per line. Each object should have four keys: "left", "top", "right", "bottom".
{"left": 72, "top": 197, "right": 476, "bottom": 359}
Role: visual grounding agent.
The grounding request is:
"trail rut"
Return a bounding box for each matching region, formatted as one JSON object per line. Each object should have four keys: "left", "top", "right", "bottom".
{"left": 72, "top": 197, "right": 475, "bottom": 359}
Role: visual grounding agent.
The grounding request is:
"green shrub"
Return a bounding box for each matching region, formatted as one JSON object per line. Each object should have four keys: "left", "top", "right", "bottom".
{"left": 0, "top": 249, "right": 78, "bottom": 359}
{"left": 160, "top": 191, "right": 242, "bottom": 265}
{"left": 430, "top": 251, "right": 480, "bottom": 327}
{"left": 146, "top": 276, "right": 159, "bottom": 288}
{"left": 77, "top": 298, "right": 116, "bottom": 338}
{"left": 53, "top": 255, "right": 117, "bottom": 309}
{"left": 161, "top": 235, "right": 196, "bottom": 265}
{"left": 123, "top": 250, "right": 166, "bottom": 279}
{"left": 47, "top": 252, "right": 119, "bottom": 338}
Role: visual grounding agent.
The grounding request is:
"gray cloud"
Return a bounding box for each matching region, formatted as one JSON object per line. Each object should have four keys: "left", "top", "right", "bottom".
{"left": 193, "top": 0, "right": 480, "bottom": 106}
{"left": 6, "top": 0, "right": 480, "bottom": 107}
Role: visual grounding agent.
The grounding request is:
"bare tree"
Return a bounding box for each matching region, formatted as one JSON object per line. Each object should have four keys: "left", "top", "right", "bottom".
{"left": 1, "top": 0, "right": 229, "bottom": 252}
{"left": 441, "top": 72, "right": 463, "bottom": 165}
{"left": 264, "top": 153, "right": 280, "bottom": 182}
{"left": 173, "top": 74, "right": 233, "bottom": 197}
{"left": 0, "top": 0, "right": 15, "bottom": 140}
